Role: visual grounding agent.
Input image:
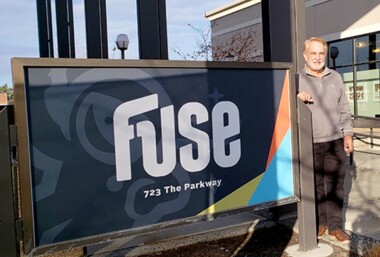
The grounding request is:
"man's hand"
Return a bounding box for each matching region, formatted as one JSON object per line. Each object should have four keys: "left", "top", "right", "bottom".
{"left": 344, "top": 136, "right": 354, "bottom": 156}
{"left": 297, "top": 91, "right": 313, "bottom": 103}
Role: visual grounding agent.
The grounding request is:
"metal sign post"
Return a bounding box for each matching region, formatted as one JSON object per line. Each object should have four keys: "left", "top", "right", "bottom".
{"left": 297, "top": 98, "right": 317, "bottom": 251}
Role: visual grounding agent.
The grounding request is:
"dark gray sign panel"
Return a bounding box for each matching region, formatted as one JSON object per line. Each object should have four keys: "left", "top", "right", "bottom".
{"left": 12, "top": 59, "right": 297, "bottom": 254}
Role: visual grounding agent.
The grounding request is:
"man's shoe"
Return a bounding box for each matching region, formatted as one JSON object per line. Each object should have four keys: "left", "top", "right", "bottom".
{"left": 318, "top": 225, "right": 328, "bottom": 238}
{"left": 328, "top": 229, "right": 351, "bottom": 243}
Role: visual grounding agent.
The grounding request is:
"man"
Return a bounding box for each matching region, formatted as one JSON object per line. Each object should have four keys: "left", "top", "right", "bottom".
{"left": 297, "top": 37, "right": 353, "bottom": 243}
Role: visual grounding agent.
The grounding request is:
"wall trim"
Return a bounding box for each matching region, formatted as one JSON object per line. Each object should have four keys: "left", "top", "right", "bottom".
{"left": 206, "top": 0, "right": 331, "bottom": 21}
{"left": 305, "top": 0, "right": 331, "bottom": 8}
{"left": 322, "top": 23, "right": 380, "bottom": 42}
{"left": 205, "top": 0, "right": 261, "bottom": 21}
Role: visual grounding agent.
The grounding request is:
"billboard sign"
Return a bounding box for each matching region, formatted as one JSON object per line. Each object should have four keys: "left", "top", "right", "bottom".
{"left": 12, "top": 59, "right": 297, "bottom": 253}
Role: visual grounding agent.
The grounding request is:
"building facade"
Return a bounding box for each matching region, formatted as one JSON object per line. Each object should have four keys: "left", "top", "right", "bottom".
{"left": 206, "top": 0, "right": 380, "bottom": 118}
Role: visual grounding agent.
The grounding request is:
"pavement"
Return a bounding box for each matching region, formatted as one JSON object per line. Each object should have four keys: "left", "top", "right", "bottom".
{"left": 344, "top": 138, "right": 380, "bottom": 241}
{"left": 286, "top": 133, "right": 380, "bottom": 257}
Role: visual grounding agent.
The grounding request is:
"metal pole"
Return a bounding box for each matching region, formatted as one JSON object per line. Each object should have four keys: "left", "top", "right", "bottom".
{"left": 297, "top": 98, "right": 318, "bottom": 251}
{"left": 36, "top": 0, "right": 54, "bottom": 57}
{"left": 55, "top": 0, "right": 76, "bottom": 58}
{"left": 84, "top": 0, "right": 108, "bottom": 58}
{"left": 261, "top": 4, "right": 314, "bottom": 249}
{"left": 261, "top": 0, "right": 306, "bottom": 71}
{"left": 136, "top": 0, "right": 168, "bottom": 59}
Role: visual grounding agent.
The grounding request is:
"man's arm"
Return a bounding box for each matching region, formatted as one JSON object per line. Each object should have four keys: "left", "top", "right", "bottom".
{"left": 337, "top": 74, "right": 354, "bottom": 154}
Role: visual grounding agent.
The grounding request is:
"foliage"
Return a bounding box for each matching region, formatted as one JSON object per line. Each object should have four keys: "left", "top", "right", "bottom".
{"left": 0, "top": 84, "right": 14, "bottom": 101}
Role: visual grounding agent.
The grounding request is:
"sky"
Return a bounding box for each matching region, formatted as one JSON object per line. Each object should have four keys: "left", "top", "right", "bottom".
{"left": 0, "top": 0, "right": 232, "bottom": 87}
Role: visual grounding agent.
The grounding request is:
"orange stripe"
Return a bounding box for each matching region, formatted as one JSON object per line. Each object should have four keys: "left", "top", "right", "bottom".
{"left": 266, "top": 71, "right": 291, "bottom": 168}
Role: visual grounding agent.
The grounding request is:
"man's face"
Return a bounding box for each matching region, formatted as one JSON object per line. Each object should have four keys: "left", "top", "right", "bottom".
{"left": 304, "top": 41, "right": 326, "bottom": 73}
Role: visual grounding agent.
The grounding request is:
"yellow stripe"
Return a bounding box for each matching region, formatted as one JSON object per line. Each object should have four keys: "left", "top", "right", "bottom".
{"left": 197, "top": 173, "right": 265, "bottom": 216}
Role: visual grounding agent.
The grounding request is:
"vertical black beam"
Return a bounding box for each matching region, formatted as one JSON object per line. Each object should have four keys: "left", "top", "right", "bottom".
{"left": 0, "top": 106, "right": 18, "bottom": 257}
{"left": 36, "top": 0, "right": 54, "bottom": 57}
{"left": 262, "top": 0, "right": 315, "bottom": 251}
{"left": 369, "top": 34, "right": 376, "bottom": 70}
{"left": 84, "top": 0, "right": 108, "bottom": 58}
{"left": 262, "top": 0, "right": 292, "bottom": 62}
{"left": 293, "top": 0, "right": 306, "bottom": 72}
{"left": 136, "top": 0, "right": 168, "bottom": 59}
{"left": 55, "top": 0, "right": 75, "bottom": 58}
{"left": 261, "top": 0, "right": 306, "bottom": 71}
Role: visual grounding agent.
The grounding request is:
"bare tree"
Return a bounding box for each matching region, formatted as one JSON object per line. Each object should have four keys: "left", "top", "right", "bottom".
{"left": 172, "top": 22, "right": 262, "bottom": 62}
{"left": 172, "top": 24, "right": 212, "bottom": 61}
{"left": 211, "top": 22, "right": 263, "bottom": 62}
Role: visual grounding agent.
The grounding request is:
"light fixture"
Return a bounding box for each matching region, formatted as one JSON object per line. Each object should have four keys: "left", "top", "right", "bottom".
{"left": 372, "top": 48, "right": 380, "bottom": 54}
{"left": 330, "top": 46, "right": 339, "bottom": 68}
{"left": 115, "top": 34, "right": 130, "bottom": 59}
{"left": 330, "top": 46, "right": 339, "bottom": 59}
{"left": 355, "top": 41, "right": 366, "bottom": 48}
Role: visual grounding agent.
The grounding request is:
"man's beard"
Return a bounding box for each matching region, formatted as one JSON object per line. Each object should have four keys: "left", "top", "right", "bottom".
{"left": 310, "top": 61, "right": 325, "bottom": 71}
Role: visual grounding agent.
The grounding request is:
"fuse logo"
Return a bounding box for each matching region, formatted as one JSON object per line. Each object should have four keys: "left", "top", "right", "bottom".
{"left": 113, "top": 94, "right": 241, "bottom": 181}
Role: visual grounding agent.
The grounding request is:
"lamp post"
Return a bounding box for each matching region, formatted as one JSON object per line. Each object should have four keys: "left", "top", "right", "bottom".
{"left": 115, "top": 34, "right": 129, "bottom": 59}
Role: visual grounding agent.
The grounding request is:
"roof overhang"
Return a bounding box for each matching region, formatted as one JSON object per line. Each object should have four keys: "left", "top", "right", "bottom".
{"left": 205, "top": 0, "right": 261, "bottom": 21}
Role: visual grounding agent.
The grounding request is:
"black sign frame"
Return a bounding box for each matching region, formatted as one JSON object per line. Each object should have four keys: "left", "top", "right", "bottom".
{"left": 12, "top": 58, "right": 299, "bottom": 255}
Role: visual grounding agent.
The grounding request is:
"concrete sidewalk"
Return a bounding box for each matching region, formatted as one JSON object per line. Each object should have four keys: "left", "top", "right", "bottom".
{"left": 296, "top": 138, "right": 380, "bottom": 256}
{"left": 281, "top": 138, "right": 380, "bottom": 257}
{"left": 344, "top": 138, "right": 380, "bottom": 240}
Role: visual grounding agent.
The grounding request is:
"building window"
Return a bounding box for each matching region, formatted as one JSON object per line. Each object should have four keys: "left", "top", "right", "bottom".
{"left": 329, "top": 39, "right": 352, "bottom": 67}
{"left": 328, "top": 32, "right": 380, "bottom": 118}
